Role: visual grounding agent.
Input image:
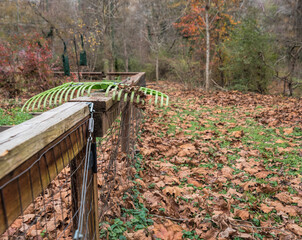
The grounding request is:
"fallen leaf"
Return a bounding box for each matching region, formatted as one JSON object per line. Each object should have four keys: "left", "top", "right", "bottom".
{"left": 284, "top": 128, "right": 294, "bottom": 135}
{"left": 23, "top": 214, "right": 35, "bottom": 223}
{"left": 136, "top": 178, "right": 147, "bottom": 188}
{"left": 187, "top": 178, "right": 203, "bottom": 188}
{"left": 219, "top": 227, "right": 236, "bottom": 238}
{"left": 125, "top": 229, "right": 151, "bottom": 240}
{"left": 163, "top": 186, "right": 185, "bottom": 197}
{"left": 275, "top": 192, "right": 293, "bottom": 204}
{"left": 283, "top": 206, "right": 297, "bottom": 216}
{"left": 286, "top": 223, "right": 302, "bottom": 235}
{"left": 234, "top": 209, "right": 250, "bottom": 220}
{"left": 231, "top": 130, "right": 244, "bottom": 138}
{"left": 153, "top": 220, "right": 183, "bottom": 240}
{"left": 178, "top": 144, "right": 197, "bottom": 157}
{"left": 254, "top": 171, "right": 270, "bottom": 179}
{"left": 276, "top": 139, "right": 285, "bottom": 144}
{"left": 221, "top": 166, "right": 234, "bottom": 179}
{"left": 259, "top": 204, "right": 274, "bottom": 213}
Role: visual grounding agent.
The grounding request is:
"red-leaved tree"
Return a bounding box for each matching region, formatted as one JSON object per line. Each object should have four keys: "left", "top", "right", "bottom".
{"left": 174, "top": 0, "right": 239, "bottom": 90}
{"left": 0, "top": 33, "right": 54, "bottom": 97}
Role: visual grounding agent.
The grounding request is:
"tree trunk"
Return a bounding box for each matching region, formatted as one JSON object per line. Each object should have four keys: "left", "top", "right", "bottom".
{"left": 296, "top": 0, "right": 302, "bottom": 38}
{"left": 17, "top": 0, "right": 20, "bottom": 32}
{"left": 288, "top": 80, "right": 293, "bottom": 96}
{"left": 205, "top": 9, "right": 210, "bottom": 91}
{"left": 156, "top": 56, "right": 159, "bottom": 81}
{"left": 124, "top": 40, "right": 129, "bottom": 72}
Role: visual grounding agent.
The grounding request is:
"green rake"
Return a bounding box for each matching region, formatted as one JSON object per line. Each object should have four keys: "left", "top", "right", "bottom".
{"left": 21, "top": 82, "right": 169, "bottom": 112}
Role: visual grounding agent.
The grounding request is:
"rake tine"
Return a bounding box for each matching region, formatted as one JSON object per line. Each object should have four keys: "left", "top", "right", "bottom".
{"left": 105, "top": 84, "right": 115, "bottom": 97}
{"left": 112, "top": 86, "right": 119, "bottom": 100}
{"left": 22, "top": 93, "right": 41, "bottom": 112}
{"left": 160, "top": 94, "right": 164, "bottom": 107}
{"left": 37, "top": 92, "right": 50, "bottom": 110}
{"left": 87, "top": 83, "right": 99, "bottom": 96}
{"left": 130, "top": 91, "right": 135, "bottom": 103}
{"left": 155, "top": 91, "right": 159, "bottom": 106}
{"left": 49, "top": 89, "right": 60, "bottom": 107}
{"left": 124, "top": 92, "right": 128, "bottom": 102}
{"left": 43, "top": 90, "right": 56, "bottom": 109}
{"left": 70, "top": 85, "right": 82, "bottom": 100}
{"left": 117, "top": 89, "right": 124, "bottom": 101}
{"left": 77, "top": 84, "right": 88, "bottom": 98}
{"left": 54, "top": 86, "right": 69, "bottom": 105}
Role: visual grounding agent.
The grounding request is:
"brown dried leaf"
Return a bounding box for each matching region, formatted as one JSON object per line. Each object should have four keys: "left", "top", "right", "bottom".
{"left": 286, "top": 223, "right": 302, "bottom": 236}
{"left": 231, "top": 130, "right": 244, "bottom": 138}
{"left": 163, "top": 186, "right": 185, "bottom": 197}
{"left": 234, "top": 209, "right": 250, "bottom": 220}
{"left": 153, "top": 220, "right": 183, "bottom": 240}
{"left": 178, "top": 144, "right": 197, "bottom": 157}
{"left": 125, "top": 229, "right": 151, "bottom": 240}
{"left": 254, "top": 171, "right": 270, "bottom": 179}
{"left": 284, "top": 128, "right": 294, "bottom": 135}
{"left": 219, "top": 227, "right": 236, "bottom": 238}
{"left": 259, "top": 204, "right": 274, "bottom": 213}
{"left": 275, "top": 192, "right": 293, "bottom": 204}
{"left": 221, "top": 166, "right": 234, "bottom": 179}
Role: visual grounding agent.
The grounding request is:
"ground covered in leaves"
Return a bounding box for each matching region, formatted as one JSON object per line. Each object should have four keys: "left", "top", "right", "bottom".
{"left": 100, "top": 81, "right": 302, "bottom": 240}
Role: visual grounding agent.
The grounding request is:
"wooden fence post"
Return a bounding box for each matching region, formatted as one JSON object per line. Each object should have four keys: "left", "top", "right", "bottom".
{"left": 92, "top": 137, "right": 100, "bottom": 239}
{"left": 121, "top": 102, "right": 131, "bottom": 153}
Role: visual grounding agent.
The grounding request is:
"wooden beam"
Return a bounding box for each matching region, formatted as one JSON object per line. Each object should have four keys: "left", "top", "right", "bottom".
{"left": 0, "top": 102, "right": 90, "bottom": 180}
{"left": 123, "top": 72, "right": 146, "bottom": 87}
{"left": 71, "top": 72, "right": 146, "bottom": 137}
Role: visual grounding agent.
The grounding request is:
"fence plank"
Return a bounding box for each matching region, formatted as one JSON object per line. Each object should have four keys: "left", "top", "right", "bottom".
{"left": 0, "top": 102, "right": 90, "bottom": 180}
{"left": 0, "top": 117, "right": 89, "bottom": 235}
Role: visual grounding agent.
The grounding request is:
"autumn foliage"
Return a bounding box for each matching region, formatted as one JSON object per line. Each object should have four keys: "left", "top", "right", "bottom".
{"left": 173, "top": 0, "right": 239, "bottom": 87}
{"left": 174, "top": 0, "right": 237, "bottom": 48}
{"left": 0, "top": 33, "right": 54, "bottom": 97}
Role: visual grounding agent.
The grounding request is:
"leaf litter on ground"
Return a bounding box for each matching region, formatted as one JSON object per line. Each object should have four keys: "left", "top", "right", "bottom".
{"left": 105, "top": 81, "right": 301, "bottom": 239}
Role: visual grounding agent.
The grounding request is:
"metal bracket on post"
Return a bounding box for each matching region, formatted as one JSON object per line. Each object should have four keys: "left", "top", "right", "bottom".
{"left": 88, "top": 143, "right": 97, "bottom": 173}
{"left": 88, "top": 103, "right": 95, "bottom": 135}
{"left": 73, "top": 230, "right": 83, "bottom": 240}
{"left": 87, "top": 102, "right": 97, "bottom": 172}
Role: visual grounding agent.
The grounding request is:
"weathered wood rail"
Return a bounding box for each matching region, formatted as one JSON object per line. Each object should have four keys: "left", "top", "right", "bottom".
{"left": 0, "top": 72, "right": 146, "bottom": 237}
{"left": 53, "top": 71, "right": 141, "bottom": 81}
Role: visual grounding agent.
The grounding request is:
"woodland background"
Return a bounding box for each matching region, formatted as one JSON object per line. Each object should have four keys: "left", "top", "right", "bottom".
{"left": 0, "top": 0, "right": 301, "bottom": 97}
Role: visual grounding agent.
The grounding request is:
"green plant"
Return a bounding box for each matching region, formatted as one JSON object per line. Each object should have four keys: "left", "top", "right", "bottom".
{"left": 182, "top": 230, "right": 202, "bottom": 240}
{"left": 0, "top": 108, "right": 32, "bottom": 126}
{"left": 40, "top": 229, "right": 47, "bottom": 238}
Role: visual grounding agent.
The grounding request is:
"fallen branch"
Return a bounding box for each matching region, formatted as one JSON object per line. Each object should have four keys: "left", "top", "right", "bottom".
{"left": 151, "top": 214, "right": 188, "bottom": 222}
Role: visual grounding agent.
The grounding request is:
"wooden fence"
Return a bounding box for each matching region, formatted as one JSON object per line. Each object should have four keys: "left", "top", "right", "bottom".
{"left": 0, "top": 72, "right": 146, "bottom": 239}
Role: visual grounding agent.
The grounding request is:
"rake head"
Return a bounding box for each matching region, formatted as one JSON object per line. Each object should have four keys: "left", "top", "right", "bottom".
{"left": 21, "top": 82, "right": 169, "bottom": 112}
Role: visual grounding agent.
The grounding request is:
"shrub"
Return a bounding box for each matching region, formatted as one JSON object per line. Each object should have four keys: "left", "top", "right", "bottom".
{"left": 221, "top": 17, "right": 277, "bottom": 93}
{"left": 0, "top": 33, "right": 54, "bottom": 97}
